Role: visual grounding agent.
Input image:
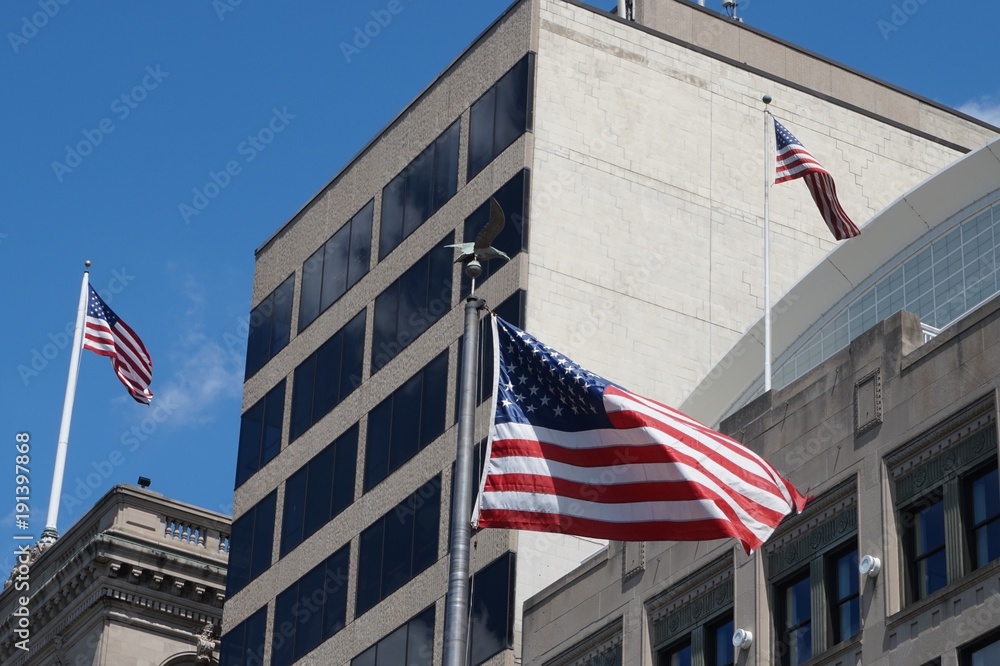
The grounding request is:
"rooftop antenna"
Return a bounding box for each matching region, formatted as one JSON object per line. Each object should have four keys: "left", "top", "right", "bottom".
{"left": 722, "top": 0, "right": 743, "bottom": 22}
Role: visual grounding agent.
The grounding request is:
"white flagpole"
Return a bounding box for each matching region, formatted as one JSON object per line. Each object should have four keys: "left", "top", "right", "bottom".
{"left": 762, "top": 97, "right": 773, "bottom": 393}
{"left": 41, "top": 261, "right": 91, "bottom": 541}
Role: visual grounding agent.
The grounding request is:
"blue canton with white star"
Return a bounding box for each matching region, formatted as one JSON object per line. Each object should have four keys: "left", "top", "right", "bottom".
{"left": 774, "top": 120, "right": 802, "bottom": 151}
{"left": 493, "top": 317, "right": 616, "bottom": 432}
{"left": 87, "top": 288, "right": 120, "bottom": 327}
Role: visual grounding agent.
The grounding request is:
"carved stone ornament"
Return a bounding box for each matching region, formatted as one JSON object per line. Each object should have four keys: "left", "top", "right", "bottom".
{"left": 196, "top": 622, "right": 217, "bottom": 663}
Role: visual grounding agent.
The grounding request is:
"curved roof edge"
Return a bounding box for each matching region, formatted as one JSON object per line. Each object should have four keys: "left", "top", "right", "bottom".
{"left": 681, "top": 136, "right": 1000, "bottom": 426}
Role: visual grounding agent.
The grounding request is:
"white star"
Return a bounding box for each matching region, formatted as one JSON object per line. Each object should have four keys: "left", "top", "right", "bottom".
{"left": 505, "top": 381, "right": 514, "bottom": 391}
{"left": 553, "top": 405, "right": 563, "bottom": 417}
{"left": 502, "top": 399, "right": 512, "bottom": 408}
{"left": 526, "top": 404, "right": 536, "bottom": 413}
{"left": 528, "top": 385, "right": 540, "bottom": 395}
{"left": 539, "top": 395, "right": 550, "bottom": 406}
{"left": 518, "top": 374, "right": 529, "bottom": 385}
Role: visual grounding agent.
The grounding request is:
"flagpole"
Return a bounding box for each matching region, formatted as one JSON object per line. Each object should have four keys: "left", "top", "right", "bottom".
{"left": 41, "top": 261, "right": 91, "bottom": 542}
{"left": 762, "top": 96, "right": 773, "bottom": 393}
{"left": 443, "top": 292, "right": 485, "bottom": 666}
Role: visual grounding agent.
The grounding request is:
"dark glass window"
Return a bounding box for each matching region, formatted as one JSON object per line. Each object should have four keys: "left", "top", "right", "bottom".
{"left": 356, "top": 475, "right": 441, "bottom": 617}
{"left": 778, "top": 573, "right": 812, "bottom": 666}
{"left": 828, "top": 547, "right": 860, "bottom": 644}
{"left": 364, "top": 351, "right": 448, "bottom": 491}
{"left": 967, "top": 465, "right": 1000, "bottom": 569}
{"left": 460, "top": 170, "right": 530, "bottom": 294}
{"left": 351, "top": 605, "right": 435, "bottom": 666}
{"left": 468, "top": 54, "right": 534, "bottom": 179}
{"left": 271, "top": 544, "right": 351, "bottom": 666}
{"left": 469, "top": 552, "right": 515, "bottom": 665}
{"left": 903, "top": 492, "right": 947, "bottom": 601}
{"left": 371, "top": 240, "right": 453, "bottom": 374}
{"left": 281, "top": 423, "right": 359, "bottom": 556}
{"left": 379, "top": 121, "right": 460, "bottom": 259}
{"left": 659, "top": 641, "right": 691, "bottom": 666}
{"left": 235, "top": 381, "right": 286, "bottom": 488}
{"left": 299, "top": 200, "right": 374, "bottom": 332}
{"left": 706, "top": 616, "right": 735, "bottom": 666}
{"left": 245, "top": 274, "right": 295, "bottom": 379}
{"left": 220, "top": 605, "right": 267, "bottom": 666}
{"left": 963, "top": 631, "right": 1000, "bottom": 666}
{"left": 290, "top": 309, "right": 366, "bottom": 441}
{"left": 226, "top": 491, "right": 276, "bottom": 597}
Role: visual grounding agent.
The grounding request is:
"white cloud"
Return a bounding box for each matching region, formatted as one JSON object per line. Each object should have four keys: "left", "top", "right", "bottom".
{"left": 957, "top": 96, "right": 1000, "bottom": 127}
{"left": 152, "top": 276, "right": 245, "bottom": 427}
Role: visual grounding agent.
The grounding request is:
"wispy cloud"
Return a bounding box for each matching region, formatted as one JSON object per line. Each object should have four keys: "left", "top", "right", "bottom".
{"left": 153, "top": 275, "right": 244, "bottom": 426}
{"left": 958, "top": 95, "right": 1000, "bottom": 127}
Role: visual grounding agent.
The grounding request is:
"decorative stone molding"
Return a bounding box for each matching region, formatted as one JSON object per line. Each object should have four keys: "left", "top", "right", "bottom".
{"left": 648, "top": 552, "right": 734, "bottom": 649}
{"left": 622, "top": 541, "right": 645, "bottom": 581}
{"left": 886, "top": 393, "right": 997, "bottom": 503}
{"left": 854, "top": 367, "right": 882, "bottom": 436}
{"left": 543, "top": 618, "right": 623, "bottom": 666}
{"left": 763, "top": 477, "right": 857, "bottom": 580}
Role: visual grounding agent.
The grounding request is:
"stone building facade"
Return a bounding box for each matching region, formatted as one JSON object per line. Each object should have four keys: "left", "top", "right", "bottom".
{"left": 0, "top": 484, "right": 230, "bottom": 665}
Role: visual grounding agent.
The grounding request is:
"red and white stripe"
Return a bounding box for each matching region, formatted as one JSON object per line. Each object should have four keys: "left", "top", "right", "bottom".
{"left": 84, "top": 316, "right": 154, "bottom": 404}
{"left": 475, "top": 386, "right": 806, "bottom": 553}
{"left": 775, "top": 137, "right": 860, "bottom": 240}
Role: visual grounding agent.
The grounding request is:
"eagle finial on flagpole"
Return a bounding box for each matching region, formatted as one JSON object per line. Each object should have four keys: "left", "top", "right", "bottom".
{"left": 445, "top": 197, "right": 510, "bottom": 294}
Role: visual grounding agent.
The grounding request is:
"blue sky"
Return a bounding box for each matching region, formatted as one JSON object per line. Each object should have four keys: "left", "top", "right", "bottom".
{"left": 2, "top": 0, "right": 998, "bottom": 573}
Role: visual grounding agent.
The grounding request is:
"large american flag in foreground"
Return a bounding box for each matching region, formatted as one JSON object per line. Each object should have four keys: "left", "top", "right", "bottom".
{"left": 774, "top": 118, "right": 860, "bottom": 241}
{"left": 473, "top": 317, "right": 807, "bottom": 553}
{"left": 83, "top": 286, "right": 153, "bottom": 404}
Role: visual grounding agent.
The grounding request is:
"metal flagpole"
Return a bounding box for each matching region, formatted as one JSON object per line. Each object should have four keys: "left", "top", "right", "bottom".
{"left": 444, "top": 293, "right": 485, "bottom": 666}
{"left": 762, "top": 96, "right": 773, "bottom": 393}
{"left": 41, "top": 260, "right": 91, "bottom": 542}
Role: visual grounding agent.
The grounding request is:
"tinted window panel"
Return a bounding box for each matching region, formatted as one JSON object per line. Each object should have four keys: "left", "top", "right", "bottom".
{"left": 379, "top": 626, "right": 408, "bottom": 665}
{"left": 349, "top": 201, "right": 374, "bottom": 287}
{"left": 371, "top": 240, "right": 453, "bottom": 374}
{"left": 249, "top": 492, "right": 276, "bottom": 583}
{"left": 299, "top": 247, "right": 324, "bottom": 330}
{"left": 226, "top": 491, "right": 276, "bottom": 597}
{"left": 379, "top": 176, "right": 406, "bottom": 260}
{"left": 382, "top": 499, "right": 415, "bottom": 595}
{"left": 304, "top": 445, "right": 336, "bottom": 538}
{"left": 245, "top": 274, "right": 295, "bottom": 379}
{"left": 320, "top": 225, "right": 350, "bottom": 312}
{"left": 404, "top": 148, "right": 433, "bottom": 238}
{"left": 281, "top": 466, "right": 307, "bottom": 555}
{"left": 272, "top": 586, "right": 296, "bottom": 666}
{"left": 333, "top": 426, "right": 358, "bottom": 512}
{"left": 420, "top": 353, "right": 448, "bottom": 446}
{"left": 236, "top": 401, "right": 264, "bottom": 487}
{"left": 365, "top": 399, "right": 392, "bottom": 490}
{"left": 468, "top": 88, "right": 496, "bottom": 179}
{"left": 389, "top": 376, "right": 422, "bottom": 474}
{"left": 433, "top": 123, "right": 460, "bottom": 210}
{"left": 290, "top": 310, "right": 367, "bottom": 441}
{"left": 357, "top": 520, "right": 385, "bottom": 616}
{"left": 322, "top": 547, "right": 351, "bottom": 637}
{"left": 235, "top": 381, "right": 286, "bottom": 488}
{"left": 470, "top": 553, "right": 514, "bottom": 665}
{"left": 299, "top": 201, "right": 375, "bottom": 332}
{"left": 413, "top": 478, "right": 441, "bottom": 572}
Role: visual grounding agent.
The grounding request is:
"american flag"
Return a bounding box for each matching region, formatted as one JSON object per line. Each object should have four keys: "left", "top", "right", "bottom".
{"left": 774, "top": 118, "right": 860, "bottom": 241}
{"left": 83, "top": 286, "right": 154, "bottom": 404}
{"left": 473, "top": 317, "right": 807, "bottom": 554}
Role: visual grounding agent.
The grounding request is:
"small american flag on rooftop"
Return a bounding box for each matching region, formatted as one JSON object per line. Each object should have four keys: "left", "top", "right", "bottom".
{"left": 83, "top": 286, "right": 154, "bottom": 404}
{"left": 473, "top": 316, "right": 807, "bottom": 554}
{"left": 774, "top": 118, "right": 860, "bottom": 241}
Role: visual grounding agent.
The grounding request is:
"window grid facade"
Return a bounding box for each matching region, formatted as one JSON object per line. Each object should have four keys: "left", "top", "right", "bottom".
{"left": 774, "top": 198, "right": 1000, "bottom": 390}
{"left": 765, "top": 481, "right": 859, "bottom": 666}
{"left": 888, "top": 395, "right": 999, "bottom": 606}
{"left": 245, "top": 273, "right": 294, "bottom": 379}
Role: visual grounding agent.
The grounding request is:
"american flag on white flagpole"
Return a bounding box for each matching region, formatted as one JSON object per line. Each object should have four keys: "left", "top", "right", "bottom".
{"left": 774, "top": 118, "right": 860, "bottom": 241}
{"left": 473, "top": 316, "right": 807, "bottom": 554}
{"left": 83, "top": 286, "right": 154, "bottom": 404}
